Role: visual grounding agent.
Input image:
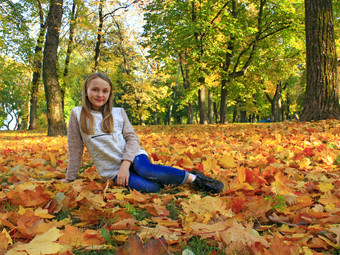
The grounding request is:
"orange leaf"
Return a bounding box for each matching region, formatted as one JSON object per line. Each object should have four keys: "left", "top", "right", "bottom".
{"left": 108, "top": 218, "right": 140, "bottom": 231}
{"left": 116, "top": 234, "right": 168, "bottom": 255}
{"left": 59, "top": 225, "right": 104, "bottom": 247}
{"left": 0, "top": 229, "right": 12, "bottom": 250}
{"left": 237, "top": 166, "right": 246, "bottom": 183}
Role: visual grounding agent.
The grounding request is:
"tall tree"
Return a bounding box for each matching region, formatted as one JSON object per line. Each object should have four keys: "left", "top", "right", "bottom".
{"left": 61, "top": 0, "right": 78, "bottom": 112}
{"left": 92, "top": 0, "right": 139, "bottom": 72}
{"left": 29, "top": 0, "right": 46, "bottom": 130}
{"left": 43, "top": 0, "right": 66, "bottom": 136}
{"left": 301, "top": 0, "right": 340, "bottom": 120}
{"left": 218, "top": 0, "right": 295, "bottom": 123}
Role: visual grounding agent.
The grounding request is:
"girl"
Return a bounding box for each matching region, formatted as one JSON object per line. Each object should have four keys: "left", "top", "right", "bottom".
{"left": 62, "top": 73, "right": 224, "bottom": 193}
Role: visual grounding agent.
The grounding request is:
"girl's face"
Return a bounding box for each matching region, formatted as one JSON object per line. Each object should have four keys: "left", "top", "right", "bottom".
{"left": 86, "top": 77, "right": 111, "bottom": 110}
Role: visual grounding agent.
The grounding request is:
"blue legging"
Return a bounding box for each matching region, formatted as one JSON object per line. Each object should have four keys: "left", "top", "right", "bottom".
{"left": 126, "top": 154, "right": 189, "bottom": 193}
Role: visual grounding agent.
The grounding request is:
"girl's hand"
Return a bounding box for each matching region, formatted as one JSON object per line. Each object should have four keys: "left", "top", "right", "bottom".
{"left": 61, "top": 178, "right": 73, "bottom": 183}
{"left": 117, "top": 160, "right": 131, "bottom": 186}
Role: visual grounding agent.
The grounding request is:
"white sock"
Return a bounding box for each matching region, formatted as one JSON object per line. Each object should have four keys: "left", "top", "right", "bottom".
{"left": 188, "top": 173, "right": 197, "bottom": 183}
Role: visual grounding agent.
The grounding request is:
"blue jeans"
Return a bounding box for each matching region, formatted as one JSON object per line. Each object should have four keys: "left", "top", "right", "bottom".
{"left": 125, "top": 154, "right": 189, "bottom": 193}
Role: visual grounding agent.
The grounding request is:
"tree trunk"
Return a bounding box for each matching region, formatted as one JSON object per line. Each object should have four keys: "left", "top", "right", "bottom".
{"left": 29, "top": 0, "right": 46, "bottom": 130}
{"left": 213, "top": 102, "right": 219, "bottom": 123}
{"left": 198, "top": 77, "right": 208, "bottom": 124}
{"left": 43, "top": 0, "right": 66, "bottom": 136}
{"left": 153, "top": 111, "right": 158, "bottom": 125}
{"left": 62, "top": 0, "right": 77, "bottom": 113}
{"left": 265, "top": 82, "right": 282, "bottom": 122}
{"left": 208, "top": 89, "right": 214, "bottom": 124}
{"left": 187, "top": 103, "right": 193, "bottom": 124}
{"left": 179, "top": 52, "right": 194, "bottom": 124}
{"left": 192, "top": 2, "right": 208, "bottom": 125}
{"left": 220, "top": 80, "right": 228, "bottom": 123}
{"left": 240, "top": 111, "right": 247, "bottom": 123}
{"left": 301, "top": 0, "right": 340, "bottom": 120}
{"left": 93, "top": 0, "right": 104, "bottom": 72}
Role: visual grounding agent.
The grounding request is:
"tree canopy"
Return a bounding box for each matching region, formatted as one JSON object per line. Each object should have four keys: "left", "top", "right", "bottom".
{"left": 0, "top": 0, "right": 338, "bottom": 131}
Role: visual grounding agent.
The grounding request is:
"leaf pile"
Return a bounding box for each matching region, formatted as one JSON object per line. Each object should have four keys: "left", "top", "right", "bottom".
{"left": 0, "top": 120, "right": 339, "bottom": 254}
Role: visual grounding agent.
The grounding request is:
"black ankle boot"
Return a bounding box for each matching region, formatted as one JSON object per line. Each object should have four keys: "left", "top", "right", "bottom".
{"left": 191, "top": 171, "right": 224, "bottom": 193}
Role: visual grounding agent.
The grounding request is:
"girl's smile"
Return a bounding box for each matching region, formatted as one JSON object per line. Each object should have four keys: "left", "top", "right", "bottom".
{"left": 86, "top": 77, "right": 111, "bottom": 110}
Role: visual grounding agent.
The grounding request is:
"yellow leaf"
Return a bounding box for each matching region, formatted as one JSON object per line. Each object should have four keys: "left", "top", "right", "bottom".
{"left": 18, "top": 205, "right": 28, "bottom": 215}
{"left": 237, "top": 166, "right": 246, "bottom": 183}
{"left": 299, "top": 158, "right": 311, "bottom": 169}
{"left": 0, "top": 228, "right": 12, "bottom": 249}
{"left": 181, "top": 156, "right": 194, "bottom": 168}
{"left": 219, "top": 155, "right": 237, "bottom": 168}
{"left": 318, "top": 182, "right": 334, "bottom": 193}
{"left": 34, "top": 208, "right": 55, "bottom": 219}
{"left": 7, "top": 227, "right": 66, "bottom": 255}
{"left": 49, "top": 153, "right": 57, "bottom": 166}
{"left": 202, "top": 157, "right": 219, "bottom": 172}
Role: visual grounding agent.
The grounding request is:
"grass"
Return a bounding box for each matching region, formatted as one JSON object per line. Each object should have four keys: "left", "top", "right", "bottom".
{"left": 166, "top": 199, "right": 180, "bottom": 220}
{"left": 72, "top": 249, "right": 116, "bottom": 255}
{"left": 124, "top": 203, "right": 150, "bottom": 221}
{"left": 178, "top": 236, "right": 225, "bottom": 255}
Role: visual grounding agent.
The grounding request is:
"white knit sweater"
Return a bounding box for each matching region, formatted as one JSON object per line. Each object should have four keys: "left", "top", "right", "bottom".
{"left": 65, "top": 106, "right": 147, "bottom": 181}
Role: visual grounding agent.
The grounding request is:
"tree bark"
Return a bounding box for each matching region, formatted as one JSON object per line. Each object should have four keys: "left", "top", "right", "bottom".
{"left": 198, "top": 77, "right": 208, "bottom": 124}
{"left": 43, "top": 0, "right": 66, "bottom": 136}
{"left": 93, "top": 0, "right": 104, "bottom": 72}
{"left": 179, "top": 52, "right": 194, "bottom": 124}
{"left": 220, "top": 80, "right": 229, "bottom": 124}
{"left": 29, "top": 0, "right": 46, "bottom": 130}
{"left": 208, "top": 89, "right": 214, "bottom": 124}
{"left": 192, "top": 2, "right": 208, "bottom": 124}
{"left": 301, "top": 0, "right": 340, "bottom": 120}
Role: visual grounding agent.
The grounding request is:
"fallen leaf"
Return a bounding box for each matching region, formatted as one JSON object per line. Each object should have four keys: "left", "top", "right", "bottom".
{"left": 116, "top": 234, "right": 169, "bottom": 255}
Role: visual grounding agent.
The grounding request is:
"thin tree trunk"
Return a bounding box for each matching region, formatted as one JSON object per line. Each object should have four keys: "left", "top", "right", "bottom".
{"left": 198, "top": 77, "right": 208, "bottom": 124}
{"left": 43, "top": 0, "right": 66, "bottom": 136}
{"left": 220, "top": 81, "right": 228, "bottom": 124}
{"left": 240, "top": 111, "right": 247, "bottom": 123}
{"left": 179, "top": 52, "right": 194, "bottom": 124}
{"left": 93, "top": 0, "right": 104, "bottom": 72}
{"left": 62, "top": 0, "right": 77, "bottom": 112}
{"left": 29, "top": 0, "right": 46, "bottom": 130}
{"left": 301, "top": 0, "right": 340, "bottom": 120}
{"left": 208, "top": 89, "right": 214, "bottom": 123}
{"left": 192, "top": 2, "right": 208, "bottom": 125}
{"left": 265, "top": 82, "right": 282, "bottom": 122}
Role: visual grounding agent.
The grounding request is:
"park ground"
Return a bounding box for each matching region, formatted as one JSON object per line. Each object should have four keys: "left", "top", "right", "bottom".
{"left": 0, "top": 120, "right": 339, "bottom": 254}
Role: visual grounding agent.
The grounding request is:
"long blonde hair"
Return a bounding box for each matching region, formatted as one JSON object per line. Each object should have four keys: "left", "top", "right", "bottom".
{"left": 80, "top": 73, "right": 114, "bottom": 135}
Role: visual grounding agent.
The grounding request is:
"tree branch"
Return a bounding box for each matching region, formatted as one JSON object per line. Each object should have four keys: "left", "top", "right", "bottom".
{"left": 104, "top": 0, "right": 139, "bottom": 19}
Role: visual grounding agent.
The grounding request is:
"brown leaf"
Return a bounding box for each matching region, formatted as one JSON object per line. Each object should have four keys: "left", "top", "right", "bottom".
{"left": 116, "top": 234, "right": 168, "bottom": 255}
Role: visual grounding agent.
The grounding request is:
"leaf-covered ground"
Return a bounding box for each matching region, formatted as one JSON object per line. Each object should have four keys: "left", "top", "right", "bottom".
{"left": 0, "top": 120, "right": 339, "bottom": 254}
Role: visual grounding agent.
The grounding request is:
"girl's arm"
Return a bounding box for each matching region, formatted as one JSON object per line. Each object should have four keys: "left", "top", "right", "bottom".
{"left": 121, "top": 108, "right": 141, "bottom": 162}
{"left": 63, "top": 108, "right": 84, "bottom": 182}
{"left": 116, "top": 108, "right": 140, "bottom": 187}
{"left": 117, "top": 160, "right": 131, "bottom": 186}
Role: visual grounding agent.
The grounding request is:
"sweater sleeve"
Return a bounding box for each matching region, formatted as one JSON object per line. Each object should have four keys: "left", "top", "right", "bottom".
{"left": 121, "top": 108, "right": 141, "bottom": 162}
{"left": 65, "top": 108, "right": 84, "bottom": 181}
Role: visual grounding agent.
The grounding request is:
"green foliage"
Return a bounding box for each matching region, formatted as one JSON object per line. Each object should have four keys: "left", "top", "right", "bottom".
{"left": 124, "top": 203, "right": 150, "bottom": 221}
{"left": 143, "top": 0, "right": 306, "bottom": 123}
{"left": 0, "top": 56, "right": 31, "bottom": 130}
{"left": 335, "top": 153, "right": 340, "bottom": 166}
{"left": 264, "top": 194, "right": 287, "bottom": 211}
{"left": 0, "top": 0, "right": 337, "bottom": 126}
{"left": 179, "top": 236, "right": 224, "bottom": 255}
{"left": 73, "top": 248, "right": 116, "bottom": 255}
{"left": 166, "top": 199, "right": 181, "bottom": 220}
